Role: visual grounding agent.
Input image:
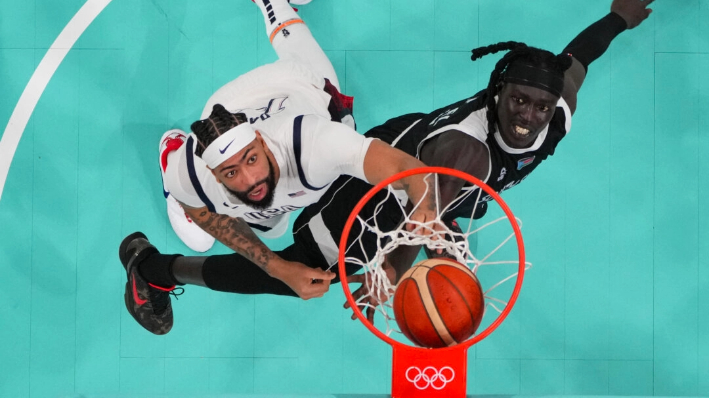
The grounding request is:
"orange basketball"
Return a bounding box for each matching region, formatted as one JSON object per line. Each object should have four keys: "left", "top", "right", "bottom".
{"left": 393, "top": 258, "right": 485, "bottom": 348}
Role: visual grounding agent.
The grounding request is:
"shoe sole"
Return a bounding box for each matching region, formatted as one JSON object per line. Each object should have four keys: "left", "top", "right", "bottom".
{"left": 119, "top": 231, "right": 149, "bottom": 270}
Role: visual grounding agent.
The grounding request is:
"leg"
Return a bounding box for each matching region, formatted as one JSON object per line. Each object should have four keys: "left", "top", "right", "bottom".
{"left": 134, "top": 236, "right": 337, "bottom": 297}
{"left": 253, "top": 0, "right": 340, "bottom": 90}
{"left": 137, "top": 250, "right": 297, "bottom": 296}
{"left": 198, "top": 250, "right": 298, "bottom": 296}
{"left": 180, "top": 237, "right": 355, "bottom": 295}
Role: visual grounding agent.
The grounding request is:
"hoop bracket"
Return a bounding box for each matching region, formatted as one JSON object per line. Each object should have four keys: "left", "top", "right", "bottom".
{"left": 393, "top": 344, "right": 469, "bottom": 398}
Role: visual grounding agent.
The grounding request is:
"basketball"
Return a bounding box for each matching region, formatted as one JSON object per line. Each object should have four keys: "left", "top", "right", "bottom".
{"left": 393, "top": 258, "right": 485, "bottom": 348}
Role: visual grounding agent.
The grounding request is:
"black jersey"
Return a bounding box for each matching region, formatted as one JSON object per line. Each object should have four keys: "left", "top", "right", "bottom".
{"left": 366, "top": 90, "right": 572, "bottom": 220}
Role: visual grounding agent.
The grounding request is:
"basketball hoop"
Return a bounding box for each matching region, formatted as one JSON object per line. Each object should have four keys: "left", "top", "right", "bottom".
{"left": 338, "top": 166, "right": 528, "bottom": 398}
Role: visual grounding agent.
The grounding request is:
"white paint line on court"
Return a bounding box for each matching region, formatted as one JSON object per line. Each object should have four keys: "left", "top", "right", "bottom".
{"left": 0, "top": 0, "right": 113, "bottom": 201}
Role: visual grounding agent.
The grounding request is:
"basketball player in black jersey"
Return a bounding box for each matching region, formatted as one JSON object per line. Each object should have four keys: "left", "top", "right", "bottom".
{"left": 124, "top": 0, "right": 654, "bottom": 332}
{"left": 331, "top": 0, "right": 655, "bottom": 316}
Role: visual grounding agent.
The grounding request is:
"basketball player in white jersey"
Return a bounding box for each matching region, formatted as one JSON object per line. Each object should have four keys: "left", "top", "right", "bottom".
{"left": 119, "top": 0, "right": 439, "bottom": 335}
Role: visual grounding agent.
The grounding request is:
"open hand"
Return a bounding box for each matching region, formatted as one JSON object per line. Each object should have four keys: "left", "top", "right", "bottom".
{"left": 344, "top": 264, "right": 397, "bottom": 324}
{"left": 611, "top": 0, "right": 653, "bottom": 29}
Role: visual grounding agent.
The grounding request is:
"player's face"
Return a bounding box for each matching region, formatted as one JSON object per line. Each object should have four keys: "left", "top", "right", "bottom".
{"left": 496, "top": 83, "right": 559, "bottom": 148}
{"left": 212, "top": 136, "right": 278, "bottom": 210}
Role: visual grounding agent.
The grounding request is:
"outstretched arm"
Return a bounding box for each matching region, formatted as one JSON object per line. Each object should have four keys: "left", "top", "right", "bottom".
{"left": 386, "top": 130, "right": 490, "bottom": 280}
{"left": 301, "top": 116, "right": 440, "bottom": 230}
{"left": 181, "top": 204, "right": 335, "bottom": 300}
{"left": 345, "top": 131, "right": 490, "bottom": 322}
{"left": 561, "top": 0, "right": 653, "bottom": 115}
{"left": 361, "top": 139, "right": 440, "bottom": 230}
{"left": 418, "top": 130, "right": 490, "bottom": 209}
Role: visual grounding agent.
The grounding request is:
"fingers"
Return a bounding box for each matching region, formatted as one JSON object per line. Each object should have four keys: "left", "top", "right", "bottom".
{"left": 343, "top": 286, "right": 373, "bottom": 321}
{"left": 349, "top": 301, "right": 376, "bottom": 324}
{"left": 346, "top": 273, "right": 366, "bottom": 284}
{"left": 349, "top": 302, "right": 372, "bottom": 321}
{"left": 344, "top": 284, "right": 366, "bottom": 309}
{"left": 407, "top": 209, "right": 447, "bottom": 237}
{"left": 301, "top": 275, "right": 332, "bottom": 300}
{"left": 308, "top": 269, "right": 336, "bottom": 284}
{"left": 343, "top": 272, "right": 388, "bottom": 323}
{"left": 309, "top": 268, "right": 335, "bottom": 280}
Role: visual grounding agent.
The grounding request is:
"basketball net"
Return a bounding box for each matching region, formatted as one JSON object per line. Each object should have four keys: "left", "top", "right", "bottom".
{"left": 338, "top": 167, "right": 529, "bottom": 398}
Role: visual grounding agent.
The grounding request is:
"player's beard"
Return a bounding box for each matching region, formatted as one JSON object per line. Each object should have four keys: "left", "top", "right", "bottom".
{"left": 225, "top": 157, "right": 277, "bottom": 210}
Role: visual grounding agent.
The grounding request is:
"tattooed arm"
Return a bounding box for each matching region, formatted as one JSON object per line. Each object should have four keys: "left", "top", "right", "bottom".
{"left": 181, "top": 205, "right": 336, "bottom": 299}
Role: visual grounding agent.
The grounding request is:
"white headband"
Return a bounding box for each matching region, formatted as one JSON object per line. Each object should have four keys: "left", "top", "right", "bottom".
{"left": 200, "top": 123, "right": 257, "bottom": 169}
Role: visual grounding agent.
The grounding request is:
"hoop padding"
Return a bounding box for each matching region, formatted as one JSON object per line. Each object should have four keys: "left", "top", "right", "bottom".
{"left": 338, "top": 166, "right": 526, "bottom": 352}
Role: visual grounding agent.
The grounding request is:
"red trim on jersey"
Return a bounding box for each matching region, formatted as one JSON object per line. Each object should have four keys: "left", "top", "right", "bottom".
{"left": 160, "top": 135, "right": 185, "bottom": 172}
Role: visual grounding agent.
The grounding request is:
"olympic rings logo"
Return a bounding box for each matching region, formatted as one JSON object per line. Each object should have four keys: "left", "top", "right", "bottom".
{"left": 405, "top": 366, "right": 455, "bottom": 390}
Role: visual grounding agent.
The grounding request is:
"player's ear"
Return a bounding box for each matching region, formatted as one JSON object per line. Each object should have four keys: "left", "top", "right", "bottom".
{"left": 254, "top": 130, "right": 264, "bottom": 143}
{"left": 255, "top": 131, "right": 270, "bottom": 153}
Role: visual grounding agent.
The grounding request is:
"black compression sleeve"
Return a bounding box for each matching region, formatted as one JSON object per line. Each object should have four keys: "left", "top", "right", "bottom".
{"left": 202, "top": 253, "right": 299, "bottom": 296}
{"left": 562, "top": 12, "right": 628, "bottom": 72}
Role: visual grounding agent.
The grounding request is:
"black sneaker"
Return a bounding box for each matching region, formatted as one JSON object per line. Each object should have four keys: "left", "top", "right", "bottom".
{"left": 424, "top": 219, "right": 467, "bottom": 260}
{"left": 119, "top": 232, "right": 181, "bottom": 335}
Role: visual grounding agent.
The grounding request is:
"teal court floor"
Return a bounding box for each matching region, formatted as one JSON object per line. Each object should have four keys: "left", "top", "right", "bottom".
{"left": 1, "top": 0, "right": 708, "bottom": 397}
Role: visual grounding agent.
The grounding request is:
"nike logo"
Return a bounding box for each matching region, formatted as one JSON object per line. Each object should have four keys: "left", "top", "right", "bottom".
{"left": 132, "top": 278, "right": 148, "bottom": 306}
{"left": 219, "top": 139, "right": 236, "bottom": 154}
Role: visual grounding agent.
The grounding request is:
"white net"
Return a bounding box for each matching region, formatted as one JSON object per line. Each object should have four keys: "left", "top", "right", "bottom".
{"left": 338, "top": 171, "right": 533, "bottom": 339}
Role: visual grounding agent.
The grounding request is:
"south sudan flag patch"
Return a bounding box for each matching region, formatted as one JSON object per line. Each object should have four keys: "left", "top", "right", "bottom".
{"left": 517, "top": 156, "right": 535, "bottom": 170}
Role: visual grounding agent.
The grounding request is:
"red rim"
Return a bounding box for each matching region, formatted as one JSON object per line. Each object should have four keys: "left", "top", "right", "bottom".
{"left": 338, "top": 166, "right": 526, "bottom": 352}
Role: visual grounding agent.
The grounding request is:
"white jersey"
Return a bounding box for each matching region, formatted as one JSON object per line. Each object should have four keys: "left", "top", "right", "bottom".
{"left": 163, "top": 60, "right": 374, "bottom": 238}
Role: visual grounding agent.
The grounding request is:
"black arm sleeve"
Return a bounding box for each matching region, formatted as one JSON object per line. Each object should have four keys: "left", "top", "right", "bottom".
{"left": 202, "top": 253, "right": 298, "bottom": 296}
{"left": 562, "top": 12, "right": 628, "bottom": 72}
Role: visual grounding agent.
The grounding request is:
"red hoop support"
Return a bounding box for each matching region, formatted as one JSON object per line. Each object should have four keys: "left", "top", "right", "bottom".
{"left": 338, "top": 166, "right": 526, "bottom": 398}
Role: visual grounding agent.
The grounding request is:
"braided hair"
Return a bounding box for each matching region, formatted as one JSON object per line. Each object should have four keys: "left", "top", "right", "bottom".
{"left": 191, "top": 104, "right": 248, "bottom": 157}
{"left": 471, "top": 41, "right": 572, "bottom": 134}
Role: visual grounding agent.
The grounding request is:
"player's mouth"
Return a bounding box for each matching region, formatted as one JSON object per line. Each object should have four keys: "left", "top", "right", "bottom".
{"left": 512, "top": 124, "right": 530, "bottom": 137}
{"left": 248, "top": 183, "right": 268, "bottom": 201}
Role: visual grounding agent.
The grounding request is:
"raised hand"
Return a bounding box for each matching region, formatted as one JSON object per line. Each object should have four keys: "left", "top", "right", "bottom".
{"left": 344, "top": 264, "right": 397, "bottom": 324}
{"left": 611, "top": 0, "right": 654, "bottom": 29}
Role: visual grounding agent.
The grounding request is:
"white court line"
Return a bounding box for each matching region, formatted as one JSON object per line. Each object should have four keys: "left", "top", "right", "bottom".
{"left": 0, "top": 0, "right": 113, "bottom": 201}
